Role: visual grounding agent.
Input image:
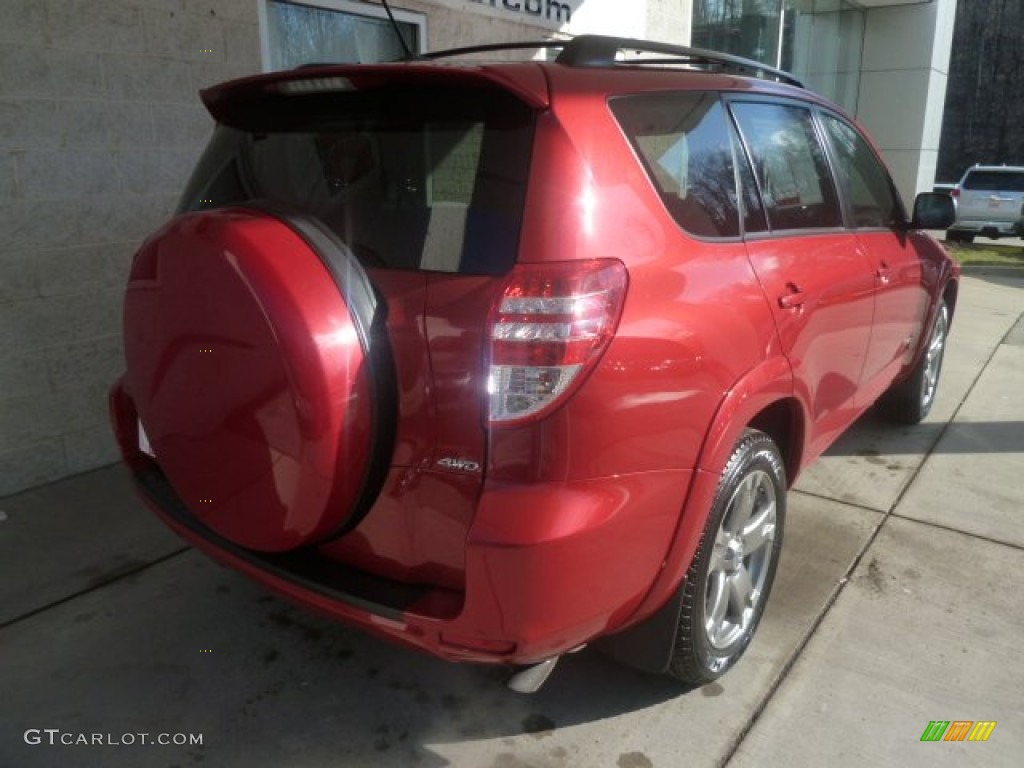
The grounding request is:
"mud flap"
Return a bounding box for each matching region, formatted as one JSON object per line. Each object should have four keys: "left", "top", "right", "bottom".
{"left": 593, "top": 588, "right": 684, "bottom": 675}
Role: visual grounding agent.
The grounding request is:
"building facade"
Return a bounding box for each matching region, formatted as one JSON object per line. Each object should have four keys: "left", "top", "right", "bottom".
{"left": 0, "top": 0, "right": 955, "bottom": 496}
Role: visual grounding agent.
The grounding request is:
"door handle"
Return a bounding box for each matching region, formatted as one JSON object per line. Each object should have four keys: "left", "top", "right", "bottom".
{"left": 778, "top": 284, "right": 806, "bottom": 310}
{"left": 876, "top": 261, "right": 892, "bottom": 284}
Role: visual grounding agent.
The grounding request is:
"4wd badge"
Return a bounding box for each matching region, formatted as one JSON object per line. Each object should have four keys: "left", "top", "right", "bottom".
{"left": 435, "top": 457, "right": 482, "bottom": 473}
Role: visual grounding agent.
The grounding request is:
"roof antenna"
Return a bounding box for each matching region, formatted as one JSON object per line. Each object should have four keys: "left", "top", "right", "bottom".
{"left": 380, "top": 0, "right": 416, "bottom": 61}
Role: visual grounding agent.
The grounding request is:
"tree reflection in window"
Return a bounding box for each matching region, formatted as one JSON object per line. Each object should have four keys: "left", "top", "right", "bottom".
{"left": 611, "top": 92, "right": 742, "bottom": 238}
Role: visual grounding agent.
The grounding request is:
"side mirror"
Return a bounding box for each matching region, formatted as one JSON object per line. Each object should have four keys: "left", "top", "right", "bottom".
{"left": 911, "top": 192, "right": 956, "bottom": 230}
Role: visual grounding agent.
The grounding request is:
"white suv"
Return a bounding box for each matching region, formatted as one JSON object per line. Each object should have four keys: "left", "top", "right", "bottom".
{"left": 947, "top": 164, "right": 1024, "bottom": 242}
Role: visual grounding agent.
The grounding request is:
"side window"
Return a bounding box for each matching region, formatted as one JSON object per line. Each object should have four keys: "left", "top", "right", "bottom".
{"left": 731, "top": 102, "right": 843, "bottom": 232}
{"left": 821, "top": 114, "right": 900, "bottom": 228}
{"left": 610, "top": 92, "right": 741, "bottom": 238}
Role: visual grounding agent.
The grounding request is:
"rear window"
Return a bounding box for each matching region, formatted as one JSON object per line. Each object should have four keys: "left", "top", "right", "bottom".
{"left": 178, "top": 86, "right": 535, "bottom": 275}
{"left": 962, "top": 171, "right": 1024, "bottom": 192}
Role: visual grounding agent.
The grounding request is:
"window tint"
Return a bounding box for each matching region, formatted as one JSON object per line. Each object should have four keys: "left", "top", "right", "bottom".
{"left": 611, "top": 92, "right": 741, "bottom": 238}
{"left": 821, "top": 114, "right": 900, "bottom": 228}
{"left": 731, "top": 102, "right": 843, "bottom": 232}
{"left": 962, "top": 171, "right": 1024, "bottom": 192}
{"left": 730, "top": 122, "right": 769, "bottom": 234}
{"left": 177, "top": 87, "right": 534, "bottom": 275}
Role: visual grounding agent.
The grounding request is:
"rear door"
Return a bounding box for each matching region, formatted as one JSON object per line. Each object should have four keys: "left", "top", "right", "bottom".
{"left": 167, "top": 74, "right": 537, "bottom": 573}
{"left": 179, "top": 82, "right": 535, "bottom": 475}
{"left": 730, "top": 99, "right": 876, "bottom": 460}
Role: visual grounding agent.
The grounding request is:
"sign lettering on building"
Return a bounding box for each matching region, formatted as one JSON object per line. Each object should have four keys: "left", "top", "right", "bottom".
{"left": 467, "top": 0, "right": 575, "bottom": 25}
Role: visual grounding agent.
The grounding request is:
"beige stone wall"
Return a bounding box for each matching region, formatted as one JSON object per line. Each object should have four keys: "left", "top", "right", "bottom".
{"left": 0, "top": 0, "right": 261, "bottom": 495}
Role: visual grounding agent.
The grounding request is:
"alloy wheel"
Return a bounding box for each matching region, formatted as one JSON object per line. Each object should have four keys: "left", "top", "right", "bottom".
{"left": 704, "top": 469, "right": 778, "bottom": 650}
{"left": 922, "top": 304, "right": 949, "bottom": 411}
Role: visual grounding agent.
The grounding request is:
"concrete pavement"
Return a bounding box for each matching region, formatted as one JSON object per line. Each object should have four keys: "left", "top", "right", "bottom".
{"left": 1, "top": 274, "right": 1022, "bottom": 768}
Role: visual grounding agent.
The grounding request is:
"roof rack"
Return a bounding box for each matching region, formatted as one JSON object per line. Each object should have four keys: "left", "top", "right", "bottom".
{"left": 421, "top": 40, "right": 566, "bottom": 61}
{"left": 423, "top": 34, "right": 804, "bottom": 89}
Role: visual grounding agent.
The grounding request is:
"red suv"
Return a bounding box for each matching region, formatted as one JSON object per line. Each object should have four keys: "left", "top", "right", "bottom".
{"left": 110, "top": 36, "right": 959, "bottom": 691}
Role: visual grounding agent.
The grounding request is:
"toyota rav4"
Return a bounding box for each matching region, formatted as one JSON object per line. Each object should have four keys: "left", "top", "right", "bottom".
{"left": 110, "top": 35, "right": 959, "bottom": 691}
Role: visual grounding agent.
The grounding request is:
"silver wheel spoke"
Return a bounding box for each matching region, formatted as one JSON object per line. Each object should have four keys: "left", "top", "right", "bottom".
{"left": 922, "top": 307, "right": 947, "bottom": 407}
{"left": 709, "top": 528, "right": 729, "bottom": 572}
{"left": 705, "top": 572, "right": 728, "bottom": 638}
{"left": 728, "top": 476, "right": 756, "bottom": 533}
{"left": 728, "top": 566, "right": 754, "bottom": 615}
{"left": 742, "top": 500, "right": 777, "bottom": 554}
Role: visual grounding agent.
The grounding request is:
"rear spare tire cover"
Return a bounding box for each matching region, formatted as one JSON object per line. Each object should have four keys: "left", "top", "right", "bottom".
{"left": 124, "top": 207, "right": 392, "bottom": 552}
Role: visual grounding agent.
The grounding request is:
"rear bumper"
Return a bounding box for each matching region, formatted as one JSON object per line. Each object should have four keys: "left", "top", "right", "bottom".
{"left": 950, "top": 218, "right": 1022, "bottom": 237}
{"left": 112, "top": 379, "right": 692, "bottom": 665}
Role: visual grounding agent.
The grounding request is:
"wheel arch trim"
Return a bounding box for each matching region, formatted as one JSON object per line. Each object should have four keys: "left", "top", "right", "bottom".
{"left": 602, "top": 355, "right": 803, "bottom": 655}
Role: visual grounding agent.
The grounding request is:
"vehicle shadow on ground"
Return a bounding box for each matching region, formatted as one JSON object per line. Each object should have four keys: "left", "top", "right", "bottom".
{"left": 0, "top": 554, "right": 692, "bottom": 768}
{"left": 821, "top": 409, "right": 1024, "bottom": 457}
{"left": 223, "top": 585, "right": 688, "bottom": 767}
{"left": 3, "top": 463, "right": 884, "bottom": 768}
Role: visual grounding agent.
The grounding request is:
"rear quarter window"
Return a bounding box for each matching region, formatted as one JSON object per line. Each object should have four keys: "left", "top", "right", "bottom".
{"left": 178, "top": 86, "right": 535, "bottom": 275}
{"left": 610, "top": 91, "right": 743, "bottom": 239}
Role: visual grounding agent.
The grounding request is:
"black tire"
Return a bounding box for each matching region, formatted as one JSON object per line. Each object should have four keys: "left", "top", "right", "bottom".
{"left": 878, "top": 299, "right": 950, "bottom": 425}
{"left": 669, "top": 430, "right": 786, "bottom": 685}
{"left": 945, "top": 230, "right": 974, "bottom": 244}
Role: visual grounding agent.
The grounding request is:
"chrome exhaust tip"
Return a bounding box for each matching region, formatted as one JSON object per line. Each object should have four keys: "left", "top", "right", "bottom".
{"left": 506, "top": 657, "right": 559, "bottom": 693}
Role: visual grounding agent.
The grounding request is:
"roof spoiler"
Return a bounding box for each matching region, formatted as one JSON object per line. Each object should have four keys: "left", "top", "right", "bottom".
{"left": 200, "top": 66, "right": 550, "bottom": 127}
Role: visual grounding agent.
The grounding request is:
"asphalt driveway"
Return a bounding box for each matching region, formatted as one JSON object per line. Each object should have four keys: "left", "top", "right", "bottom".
{"left": 1, "top": 274, "right": 1022, "bottom": 768}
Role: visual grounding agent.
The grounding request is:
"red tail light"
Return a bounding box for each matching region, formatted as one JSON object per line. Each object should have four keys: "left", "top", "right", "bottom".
{"left": 487, "top": 260, "right": 627, "bottom": 425}
{"left": 951, "top": 187, "right": 960, "bottom": 198}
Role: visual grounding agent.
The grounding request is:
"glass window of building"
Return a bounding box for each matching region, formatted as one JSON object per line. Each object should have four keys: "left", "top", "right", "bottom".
{"left": 262, "top": 0, "right": 426, "bottom": 70}
{"left": 692, "top": 1, "right": 865, "bottom": 114}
